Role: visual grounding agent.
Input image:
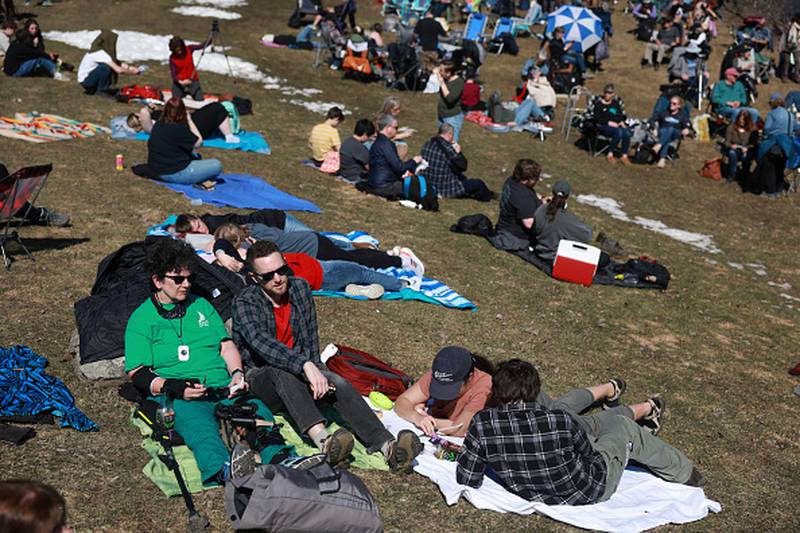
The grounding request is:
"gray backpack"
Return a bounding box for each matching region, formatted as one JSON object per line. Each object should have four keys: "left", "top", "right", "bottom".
{"left": 224, "top": 462, "right": 383, "bottom": 533}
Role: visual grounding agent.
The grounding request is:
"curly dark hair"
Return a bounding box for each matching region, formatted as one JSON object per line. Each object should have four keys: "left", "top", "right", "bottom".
{"left": 491, "top": 359, "right": 541, "bottom": 404}
{"left": 145, "top": 238, "right": 196, "bottom": 280}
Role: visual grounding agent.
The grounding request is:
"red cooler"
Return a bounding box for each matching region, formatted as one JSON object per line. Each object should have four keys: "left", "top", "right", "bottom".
{"left": 552, "top": 240, "right": 601, "bottom": 286}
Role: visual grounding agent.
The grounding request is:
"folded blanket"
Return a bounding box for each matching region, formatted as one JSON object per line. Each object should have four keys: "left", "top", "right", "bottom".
{"left": 375, "top": 402, "right": 721, "bottom": 532}
{"left": 111, "top": 119, "right": 270, "bottom": 154}
{"left": 150, "top": 173, "right": 321, "bottom": 213}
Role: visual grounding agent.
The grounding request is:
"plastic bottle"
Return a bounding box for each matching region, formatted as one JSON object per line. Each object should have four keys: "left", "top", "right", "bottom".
{"left": 115, "top": 154, "right": 124, "bottom": 171}
{"left": 156, "top": 398, "right": 175, "bottom": 430}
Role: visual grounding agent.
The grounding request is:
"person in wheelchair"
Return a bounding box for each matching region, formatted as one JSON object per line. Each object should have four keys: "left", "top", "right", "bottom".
{"left": 125, "top": 238, "right": 297, "bottom": 486}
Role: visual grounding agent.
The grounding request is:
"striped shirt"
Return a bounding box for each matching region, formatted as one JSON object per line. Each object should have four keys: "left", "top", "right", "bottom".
{"left": 309, "top": 122, "right": 341, "bottom": 162}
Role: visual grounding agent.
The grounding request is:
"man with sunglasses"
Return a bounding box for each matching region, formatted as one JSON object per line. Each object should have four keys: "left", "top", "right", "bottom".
{"left": 232, "top": 240, "right": 422, "bottom": 472}
{"left": 125, "top": 238, "right": 295, "bottom": 486}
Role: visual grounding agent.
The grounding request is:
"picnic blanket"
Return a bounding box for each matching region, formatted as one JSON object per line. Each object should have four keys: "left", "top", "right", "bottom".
{"left": 150, "top": 173, "right": 321, "bottom": 213}
{"left": 0, "top": 345, "right": 98, "bottom": 432}
{"left": 0, "top": 112, "right": 109, "bottom": 143}
{"left": 110, "top": 117, "right": 271, "bottom": 154}
{"left": 375, "top": 401, "right": 721, "bottom": 533}
{"left": 132, "top": 411, "right": 386, "bottom": 497}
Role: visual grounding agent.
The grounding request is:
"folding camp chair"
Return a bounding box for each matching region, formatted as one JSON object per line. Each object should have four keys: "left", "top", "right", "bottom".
{"left": 562, "top": 85, "right": 593, "bottom": 140}
{"left": 463, "top": 12, "right": 488, "bottom": 43}
{"left": 0, "top": 163, "right": 52, "bottom": 269}
{"left": 490, "top": 16, "right": 514, "bottom": 54}
{"left": 409, "top": 0, "right": 431, "bottom": 18}
{"left": 311, "top": 23, "right": 342, "bottom": 68}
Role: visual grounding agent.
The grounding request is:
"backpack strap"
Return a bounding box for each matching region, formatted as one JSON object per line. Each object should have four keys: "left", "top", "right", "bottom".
{"left": 402, "top": 176, "right": 411, "bottom": 199}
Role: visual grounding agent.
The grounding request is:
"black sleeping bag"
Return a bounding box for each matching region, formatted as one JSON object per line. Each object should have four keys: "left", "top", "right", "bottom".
{"left": 74, "top": 236, "right": 246, "bottom": 365}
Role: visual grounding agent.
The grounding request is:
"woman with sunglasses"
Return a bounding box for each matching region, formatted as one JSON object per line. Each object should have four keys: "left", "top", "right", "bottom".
{"left": 125, "top": 238, "right": 299, "bottom": 486}
{"left": 591, "top": 83, "right": 632, "bottom": 165}
{"left": 650, "top": 95, "right": 692, "bottom": 168}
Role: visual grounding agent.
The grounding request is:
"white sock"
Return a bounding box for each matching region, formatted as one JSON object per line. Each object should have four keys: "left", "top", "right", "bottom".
{"left": 310, "top": 429, "right": 329, "bottom": 449}
{"left": 381, "top": 439, "right": 394, "bottom": 459}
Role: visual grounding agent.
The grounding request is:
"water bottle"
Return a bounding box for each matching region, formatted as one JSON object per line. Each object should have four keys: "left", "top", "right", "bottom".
{"left": 156, "top": 398, "right": 175, "bottom": 431}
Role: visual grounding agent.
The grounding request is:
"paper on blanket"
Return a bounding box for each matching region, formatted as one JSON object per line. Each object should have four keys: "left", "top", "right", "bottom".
{"left": 150, "top": 173, "right": 321, "bottom": 213}
{"left": 373, "top": 400, "right": 721, "bottom": 533}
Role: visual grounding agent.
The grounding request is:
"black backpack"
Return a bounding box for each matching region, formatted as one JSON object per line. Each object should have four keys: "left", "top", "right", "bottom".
{"left": 620, "top": 258, "right": 670, "bottom": 289}
{"left": 450, "top": 214, "right": 496, "bottom": 238}
{"left": 403, "top": 174, "right": 439, "bottom": 211}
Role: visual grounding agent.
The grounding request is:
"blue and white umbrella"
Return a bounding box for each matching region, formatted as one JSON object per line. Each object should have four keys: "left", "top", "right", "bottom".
{"left": 545, "top": 5, "right": 604, "bottom": 53}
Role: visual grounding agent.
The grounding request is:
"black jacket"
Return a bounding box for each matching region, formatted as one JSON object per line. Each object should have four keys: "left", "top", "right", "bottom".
{"left": 3, "top": 41, "right": 50, "bottom": 76}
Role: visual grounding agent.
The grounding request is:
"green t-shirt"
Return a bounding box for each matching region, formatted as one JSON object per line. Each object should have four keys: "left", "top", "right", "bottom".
{"left": 125, "top": 295, "right": 231, "bottom": 387}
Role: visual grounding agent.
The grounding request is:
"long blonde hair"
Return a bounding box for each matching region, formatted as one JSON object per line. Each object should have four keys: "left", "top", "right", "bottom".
{"left": 213, "top": 223, "right": 249, "bottom": 248}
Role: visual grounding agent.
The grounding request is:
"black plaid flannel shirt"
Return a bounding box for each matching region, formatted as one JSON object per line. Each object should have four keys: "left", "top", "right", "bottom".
{"left": 456, "top": 403, "right": 608, "bottom": 505}
{"left": 420, "top": 136, "right": 465, "bottom": 198}
{"left": 232, "top": 277, "right": 321, "bottom": 375}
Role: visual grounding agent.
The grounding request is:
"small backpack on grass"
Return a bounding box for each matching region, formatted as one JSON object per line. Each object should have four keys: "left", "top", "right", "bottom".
{"left": 403, "top": 174, "right": 439, "bottom": 211}
{"left": 325, "top": 345, "right": 413, "bottom": 400}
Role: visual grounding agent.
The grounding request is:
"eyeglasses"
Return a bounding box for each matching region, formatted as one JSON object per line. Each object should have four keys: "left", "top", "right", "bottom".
{"left": 252, "top": 264, "right": 291, "bottom": 283}
{"left": 670, "top": 101, "right": 681, "bottom": 106}
{"left": 164, "top": 274, "right": 195, "bottom": 285}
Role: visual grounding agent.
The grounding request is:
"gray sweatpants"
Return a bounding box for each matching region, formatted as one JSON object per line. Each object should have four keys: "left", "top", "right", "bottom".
{"left": 593, "top": 415, "right": 694, "bottom": 501}
{"left": 538, "top": 388, "right": 635, "bottom": 437}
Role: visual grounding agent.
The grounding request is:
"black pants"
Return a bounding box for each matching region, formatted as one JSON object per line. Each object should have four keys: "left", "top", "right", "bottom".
{"left": 756, "top": 152, "right": 787, "bottom": 195}
{"left": 249, "top": 365, "right": 393, "bottom": 452}
{"left": 316, "top": 235, "right": 401, "bottom": 269}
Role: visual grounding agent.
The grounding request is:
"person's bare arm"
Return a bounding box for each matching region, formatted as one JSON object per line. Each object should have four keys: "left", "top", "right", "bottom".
{"left": 395, "top": 382, "right": 438, "bottom": 435}
{"left": 187, "top": 115, "right": 203, "bottom": 147}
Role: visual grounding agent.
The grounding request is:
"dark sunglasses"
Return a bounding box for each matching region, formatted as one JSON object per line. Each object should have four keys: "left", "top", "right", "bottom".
{"left": 164, "top": 274, "right": 195, "bottom": 284}
{"left": 252, "top": 264, "right": 291, "bottom": 283}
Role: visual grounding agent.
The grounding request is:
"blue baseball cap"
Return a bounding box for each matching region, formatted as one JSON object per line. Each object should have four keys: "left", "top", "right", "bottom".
{"left": 429, "top": 346, "right": 473, "bottom": 401}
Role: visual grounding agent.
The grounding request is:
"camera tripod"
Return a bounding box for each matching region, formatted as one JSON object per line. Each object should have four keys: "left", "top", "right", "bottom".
{"left": 194, "top": 19, "right": 236, "bottom": 83}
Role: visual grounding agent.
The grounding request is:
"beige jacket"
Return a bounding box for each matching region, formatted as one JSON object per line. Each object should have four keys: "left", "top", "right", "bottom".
{"left": 526, "top": 77, "right": 557, "bottom": 109}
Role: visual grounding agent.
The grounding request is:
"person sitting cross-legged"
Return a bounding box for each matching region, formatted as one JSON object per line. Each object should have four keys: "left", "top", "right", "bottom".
{"left": 232, "top": 240, "right": 423, "bottom": 471}
{"left": 420, "top": 122, "right": 494, "bottom": 201}
{"left": 124, "top": 238, "right": 300, "bottom": 486}
{"left": 456, "top": 359, "right": 706, "bottom": 504}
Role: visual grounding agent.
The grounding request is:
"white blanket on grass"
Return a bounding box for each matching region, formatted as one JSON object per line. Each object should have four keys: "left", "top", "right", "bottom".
{"left": 374, "top": 401, "right": 722, "bottom": 532}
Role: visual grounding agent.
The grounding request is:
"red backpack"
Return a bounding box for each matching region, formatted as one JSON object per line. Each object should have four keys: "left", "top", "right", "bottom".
{"left": 325, "top": 345, "right": 413, "bottom": 400}
{"left": 117, "top": 85, "right": 164, "bottom": 102}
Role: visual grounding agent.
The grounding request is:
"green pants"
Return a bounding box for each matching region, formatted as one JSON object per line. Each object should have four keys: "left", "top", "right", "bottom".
{"left": 592, "top": 415, "right": 694, "bottom": 501}
{"left": 152, "top": 395, "right": 292, "bottom": 484}
{"left": 537, "top": 388, "right": 635, "bottom": 437}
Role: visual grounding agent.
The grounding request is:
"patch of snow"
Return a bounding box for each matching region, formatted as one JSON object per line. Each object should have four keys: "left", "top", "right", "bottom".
{"left": 727, "top": 262, "right": 744, "bottom": 270}
{"left": 171, "top": 6, "right": 242, "bottom": 20}
{"left": 704, "top": 259, "right": 719, "bottom": 265}
{"left": 178, "top": 0, "right": 247, "bottom": 7}
{"left": 780, "top": 293, "right": 800, "bottom": 303}
{"left": 281, "top": 87, "right": 324, "bottom": 97}
{"left": 576, "top": 194, "right": 722, "bottom": 254}
{"left": 768, "top": 281, "right": 792, "bottom": 290}
{"left": 289, "top": 99, "right": 351, "bottom": 114}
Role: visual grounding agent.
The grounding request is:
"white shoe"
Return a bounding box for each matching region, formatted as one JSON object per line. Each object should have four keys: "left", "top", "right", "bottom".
{"left": 387, "top": 246, "right": 402, "bottom": 256}
{"left": 53, "top": 72, "right": 70, "bottom": 82}
{"left": 398, "top": 199, "right": 421, "bottom": 209}
{"left": 225, "top": 134, "right": 240, "bottom": 144}
{"left": 399, "top": 247, "right": 424, "bottom": 277}
{"left": 345, "top": 283, "right": 385, "bottom": 299}
{"left": 657, "top": 158, "right": 666, "bottom": 168}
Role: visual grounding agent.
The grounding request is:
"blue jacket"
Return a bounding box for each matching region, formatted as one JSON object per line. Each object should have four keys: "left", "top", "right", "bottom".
{"left": 757, "top": 106, "right": 798, "bottom": 164}
{"left": 367, "top": 134, "right": 417, "bottom": 189}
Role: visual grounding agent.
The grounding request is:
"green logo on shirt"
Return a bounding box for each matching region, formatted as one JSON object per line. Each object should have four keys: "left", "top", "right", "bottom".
{"left": 197, "top": 312, "right": 209, "bottom": 328}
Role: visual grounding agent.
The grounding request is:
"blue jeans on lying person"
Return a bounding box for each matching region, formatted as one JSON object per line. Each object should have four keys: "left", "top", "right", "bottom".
{"left": 597, "top": 124, "right": 632, "bottom": 157}
{"left": 283, "top": 214, "right": 315, "bottom": 233}
{"left": 320, "top": 260, "right": 404, "bottom": 292}
{"left": 656, "top": 127, "right": 682, "bottom": 159}
{"left": 514, "top": 98, "right": 547, "bottom": 125}
{"left": 159, "top": 158, "right": 223, "bottom": 185}
{"left": 80, "top": 63, "right": 113, "bottom": 94}
{"left": 12, "top": 57, "right": 56, "bottom": 77}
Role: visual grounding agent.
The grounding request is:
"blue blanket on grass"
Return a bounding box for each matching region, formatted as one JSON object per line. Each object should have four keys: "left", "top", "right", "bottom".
{"left": 0, "top": 345, "right": 98, "bottom": 432}
{"left": 111, "top": 117, "right": 271, "bottom": 154}
{"left": 151, "top": 173, "right": 321, "bottom": 213}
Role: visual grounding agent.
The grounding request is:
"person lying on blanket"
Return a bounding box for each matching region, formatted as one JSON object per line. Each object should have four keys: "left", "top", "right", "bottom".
{"left": 211, "top": 224, "right": 412, "bottom": 298}
{"left": 124, "top": 238, "right": 308, "bottom": 486}
{"left": 129, "top": 102, "right": 240, "bottom": 144}
{"left": 456, "top": 359, "right": 706, "bottom": 505}
{"left": 231, "top": 240, "right": 424, "bottom": 471}
{"left": 175, "top": 213, "right": 425, "bottom": 276}
{"left": 395, "top": 347, "right": 665, "bottom": 438}
{"left": 146, "top": 97, "right": 223, "bottom": 189}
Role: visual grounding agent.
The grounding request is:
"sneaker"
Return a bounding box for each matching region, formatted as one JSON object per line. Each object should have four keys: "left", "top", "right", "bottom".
{"left": 279, "top": 453, "right": 327, "bottom": 470}
{"left": 619, "top": 155, "right": 632, "bottom": 166}
{"left": 53, "top": 72, "right": 70, "bottom": 82}
{"left": 657, "top": 158, "right": 667, "bottom": 168}
{"left": 38, "top": 208, "right": 70, "bottom": 227}
{"left": 387, "top": 246, "right": 402, "bottom": 256}
{"left": 229, "top": 442, "right": 259, "bottom": 479}
{"left": 684, "top": 467, "right": 706, "bottom": 488}
{"left": 641, "top": 396, "right": 665, "bottom": 436}
{"left": 606, "top": 153, "right": 617, "bottom": 164}
{"left": 603, "top": 378, "right": 627, "bottom": 410}
{"left": 321, "top": 428, "right": 354, "bottom": 467}
{"left": 399, "top": 247, "right": 424, "bottom": 277}
{"left": 224, "top": 134, "right": 240, "bottom": 144}
{"left": 345, "top": 283, "right": 385, "bottom": 300}
{"left": 596, "top": 232, "right": 627, "bottom": 257}
{"left": 387, "top": 430, "right": 423, "bottom": 473}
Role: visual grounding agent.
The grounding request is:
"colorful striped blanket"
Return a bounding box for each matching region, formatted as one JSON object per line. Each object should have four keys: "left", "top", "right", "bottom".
{"left": 0, "top": 112, "right": 110, "bottom": 143}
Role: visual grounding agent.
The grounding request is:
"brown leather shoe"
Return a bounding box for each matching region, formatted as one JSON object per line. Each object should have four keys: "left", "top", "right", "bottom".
{"left": 606, "top": 153, "right": 617, "bottom": 164}
{"left": 619, "top": 155, "right": 632, "bottom": 166}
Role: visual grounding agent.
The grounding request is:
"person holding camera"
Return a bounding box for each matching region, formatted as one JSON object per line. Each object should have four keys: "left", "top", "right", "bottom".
{"left": 169, "top": 33, "right": 212, "bottom": 101}
{"left": 125, "top": 238, "right": 295, "bottom": 486}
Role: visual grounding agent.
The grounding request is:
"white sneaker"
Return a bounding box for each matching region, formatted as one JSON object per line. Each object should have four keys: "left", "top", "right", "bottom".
{"left": 399, "top": 247, "right": 424, "bottom": 277}
{"left": 398, "top": 199, "right": 421, "bottom": 209}
{"left": 657, "top": 158, "right": 666, "bottom": 168}
{"left": 53, "top": 72, "right": 70, "bottom": 82}
{"left": 387, "top": 246, "right": 402, "bottom": 256}
{"left": 345, "top": 283, "right": 385, "bottom": 299}
{"left": 225, "top": 134, "right": 240, "bottom": 144}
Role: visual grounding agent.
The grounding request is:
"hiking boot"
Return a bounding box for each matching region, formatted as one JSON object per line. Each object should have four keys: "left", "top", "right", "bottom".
{"left": 641, "top": 396, "right": 665, "bottom": 436}
{"left": 230, "top": 442, "right": 259, "bottom": 479}
{"left": 684, "top": 467, "right": 706, "bottom": 488}
{"left": 37, "top": 208, "right": 70, "bottom": 227}
{"left": 321, "top": 428, "right": 355, "bottom": 467}
{"left": 345, "top": 283, "right": 385, "bottom": 300}
{"left": 387, "top": 430, "right": 423, "bottom": 473}
{"left": 596, "top": 232, "right": 627, "bottom": 257}
{"left": 603, "top": 378, "right": 626, "bottom": 410}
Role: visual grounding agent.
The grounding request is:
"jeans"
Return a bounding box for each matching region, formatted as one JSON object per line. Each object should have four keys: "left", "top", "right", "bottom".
{"left": 439, "top": 112, "right": 464, "bottom": 143}
{"left": 718, "top": 105, "right": 760, "bottom": 124}
{"left": 656, "top": 127, "right": 682, "bottom": 159}
{"left": 296, "top": 24, "right": 315, "bottom": 43}
{"left": 514, "top": 98, "right": 546, "bottom": 125}
{"left": 79, "top": 63, "right": 113, "bottom": 94}
{"left": 12, "top": 57, "right": 56, "bottom": 77}
{"left": 593, "top": 416, "right": 694, "bottom": 501}
{"left": 725, "top": 147, "right": 753, "bottom": 181}
{"left": 563, "top": 50, "right": 586, "bottom": 73}
{"left": 786, "top": 90, "right": 800, "bottom": 112}
{"left": 159, "top": 158, "right": 223, "bottom": 185}
{"left": 320, "top": 260, "right": 404, "bottom": 292}
{"left": 460, "top": 178, "right": 494, "bottom": 201}
{"left": 284, "top": 214, "right": 314, "bottom": 233}
{"left": 249, "top": 365, "right": 394, "bottom": 452}
{"left": 597, "top": 124, "right": 632, "bottom": 157}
